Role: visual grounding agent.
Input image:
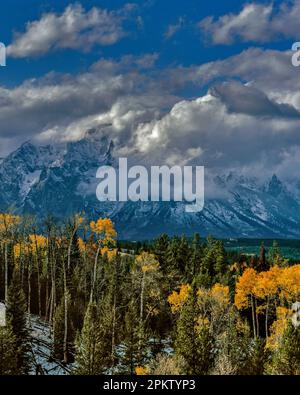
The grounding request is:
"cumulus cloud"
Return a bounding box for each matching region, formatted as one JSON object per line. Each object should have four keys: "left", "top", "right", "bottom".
{"left": 1, "top": 45, "right": 300, "bottom": 187}
{"left": 210, "top": 81, "right": 300, "bottom": 119}
{"left": 199, "top": 1, "right": 300, "bottom": 44}
{"left": 0, "top": 53, "right": 178, "bottom": 155}
{"left": 7, "top": 3, "right": 130, "bottom": 58}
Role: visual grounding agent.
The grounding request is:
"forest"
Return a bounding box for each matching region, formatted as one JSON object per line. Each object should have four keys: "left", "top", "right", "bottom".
{"left": 0, "top": 213, "right": 299, "bottom": 375}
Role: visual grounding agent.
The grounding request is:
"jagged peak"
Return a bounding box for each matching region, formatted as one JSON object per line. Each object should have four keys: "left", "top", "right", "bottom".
{"left": 267, "top": 174, "right": 284, "bottom": 197}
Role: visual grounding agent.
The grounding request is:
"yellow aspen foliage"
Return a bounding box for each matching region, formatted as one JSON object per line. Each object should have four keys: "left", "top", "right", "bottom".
{"left": 90, "top": 218, "right": 117, "bottom": 243}
{"left": 136, "top": 251, "right": 160, "bottom": 273}
{"left": 135, "top": 366, "right": 148, "bottom": 375}
{"left": 211, "top": 283, "right": 230, "bottom": 305}
{"left": 101, "top": 246, "right": 117, "bottom": 261}
{"left": 267, "top": 306, "right": 290, "bottom": 349}
{"left": 0, "top": 213, "right": 21, "bottom": 236}
{"left": 29, "top": 234, "right": 47, "bottom": 251}
{"left": 168, "top": 284, "right": 191, "bottom": 314}
{"left": 279, "top": 264, "right": 300, "bottom": 300}
{"left": 234, "top": 268, "right": 258, "bottom": 309}
{"left": 254, "top": 266, "right": 281, "bottom": 299}
{"left": 78, "top": 237, "right": 87, "bottom": 253}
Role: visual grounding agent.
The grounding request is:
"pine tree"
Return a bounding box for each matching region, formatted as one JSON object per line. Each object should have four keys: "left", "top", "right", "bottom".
{"left": 154, "top": 234, "right": 169, "bottom": 270}
{"left": 268, "top": 240, "right": 287, "bottom": 267}
{"left": 120, "top": 300, "right": 146, "bottom": 374}
{"left": 214, "top": 240, "right": 227, "bottom": 283}
{"left": 0, "top": 324, "right": 18, "bottom": 375}
{"left": 175, "top": 285, "right": 215, "bottom": 374}
{"left": 270, "top": 321, "right": 300, "bottom": 374}
{"left": 74, "top": 303, "right": 105, "bottom": 375}
{"left": 6, "top": 274, "right": 30, "bottom": 374}
{"left": 197, "top": 237, "right": 216, "bottom": 287}
{"left": 186, "top": 233, "right": 202, "bottom": 281}
{"left": 53, "top": 295, "right": 75, "bottom": 362}
{"left": 258, "top": 242, "right": 268, "bottom": 272}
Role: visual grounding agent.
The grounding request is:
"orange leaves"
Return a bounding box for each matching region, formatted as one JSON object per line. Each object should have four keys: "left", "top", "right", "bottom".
{"left": 78, "top": 237, "right": 88, "bottom": 253}
{"left": 235, "top": 264, "right": 300, "bottom": 307}
{"left": 235, "top": 268, "right": 258, "bottom": 309}
{"left": 0, "top": 213, "right": 21, "bottom": 236}
{"left": 254, "top": 266, "right": 281, "bottom": 299}
{"left": 90, "top": 218, "right": 117, "bottom": 240}
{"left": 168, "top": 284, "right": 191, "bottom": 314}
{"left": 14, "top": 234, "right": 47, "bottom": 258}
{"left": 234, "top": 265, "right": 300, "bottom": 310}
{"left": 168, "top": 283, "right": 229, "bottom": 315}
{"left": 279, "top": 265, "right": 300, "bottom": 300}
{"left": 101, "top": 246, "right": 117, "bottom": 261}
{"left": 135, "top": 366, "right": 148, "bottom": 375}
{"left": 90, "top": 218, "right": 117, "bottom": 260}
{"left": 29, "top": 234, "right": 47, "bottom": 249}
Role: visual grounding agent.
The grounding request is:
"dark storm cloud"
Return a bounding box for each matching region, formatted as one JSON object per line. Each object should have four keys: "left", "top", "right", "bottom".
{"left": 210, "top": 81, "right": 300, "bottom": 119}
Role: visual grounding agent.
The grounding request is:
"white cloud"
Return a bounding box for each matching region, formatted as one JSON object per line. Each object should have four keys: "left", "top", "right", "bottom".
{"left": 199, "top": 1, "right": 300, "bottom": 44}
{"left": 164, "top": 17, "right": 184, "bottom": 40}
{"left": 1, "top": 46, "right": 300, "bottom": 186}
{"left": 7, "top": 3, "right": 129, "bottom": 58}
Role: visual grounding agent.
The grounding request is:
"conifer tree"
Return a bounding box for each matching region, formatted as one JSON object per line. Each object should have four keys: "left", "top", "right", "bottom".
{"left": 270, "top": 321, "right": 300, "bottom": 374}
{"left": 175, "top": 285, "right": 214, "bottom": 374}
{"left": 0, "top": 324, "right": 18, "bottom": 375}
{"left": 6, "top": 274, "right": 30, "bottom": 374}
{"left": 75, "top": 303, "right": 105, "bottom": 375}
{"left": 258, "top": 241, "right": 268, "bottom": 272}
{"left": 186, "top": 233, "right": 202, "bottom": 281}
{"left": 121, "top": 300, "right": 146, "bottom": 374}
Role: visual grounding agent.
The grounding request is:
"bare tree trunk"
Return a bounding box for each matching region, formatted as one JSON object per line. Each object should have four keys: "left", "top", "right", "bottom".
{"left": 20, "top": 245, "right": 25, "bottom": 288}
{"left": 37, "top": 257, "right": 42, "bottom": 317}
{"left": 28, "top": 262, "right": 32, "bottom": 327}
{"left": 265, "top": 297, "right": 269, "bottom": 338}
{"left": 45, "top": 275, "right": 49, "bottom": 319}
{"left": 251, "top": 294, "right": 256, "bottom": 338}
{"left": 63, "top": 258, "right": 68, "bottom": 364}
{"left": 255, "top": 297, "right": 259, "bottom": 337}
{"left": 4, "top": 243, "right": 8, "bottom": 303}
{"left": 140, "top": 271, "right": 146, "bottom": 321}
{"left": 90, "top": 245, "right": 101, "bottom": 303}
{"left": 111, "top": 292, "right": 117, "bottom": 368}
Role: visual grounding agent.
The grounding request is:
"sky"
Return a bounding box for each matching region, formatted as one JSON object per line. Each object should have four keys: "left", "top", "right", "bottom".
{"left": 1, "top": 0, "right": 300, "bottom": 186}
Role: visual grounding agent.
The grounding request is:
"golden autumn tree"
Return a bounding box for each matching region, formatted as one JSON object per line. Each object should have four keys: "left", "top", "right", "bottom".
{"left": 279, "top": 265, "right": 300, "bottom": 302}
{"left": 235, "top": 268, "right": 259, "bottom": 337}
{"left": 0, "top": 213, "right": 21, "bottom": 302}
{"left": 135, "top": 252, "right": 161, "bottom": 321}
{"left": 168, "top": 284, "right": 191, "bottom": 314}
{"left": 254, "top": 266, "right": 281, "bottom": 337}
{"left": 89, "top": 218, "right": 117, "bottom": 302}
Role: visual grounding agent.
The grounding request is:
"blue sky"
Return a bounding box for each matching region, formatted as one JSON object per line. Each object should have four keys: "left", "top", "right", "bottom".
{"left": 0, "top": 0, "right": 292, "bottom": 86}
{"left": 1, "top": 0, "right": 300, "bottom": 186}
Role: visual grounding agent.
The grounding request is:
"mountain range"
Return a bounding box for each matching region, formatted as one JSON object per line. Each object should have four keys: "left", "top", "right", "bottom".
{"left": 1, "top": 129, "right": 300, "bottom": 240}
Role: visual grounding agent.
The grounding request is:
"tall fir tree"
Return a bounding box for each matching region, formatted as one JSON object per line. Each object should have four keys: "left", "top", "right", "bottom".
{"left": 0, "top": 324, "right": 18, "bottom": 375}
{"left": 74, "top": 303, "right": 105, "bottom": 375}
{"left": 175, "top": 285, "right": 215, "bottom": 374}
{"left": 6, "top": 273, "right": 30, "bottom": 374}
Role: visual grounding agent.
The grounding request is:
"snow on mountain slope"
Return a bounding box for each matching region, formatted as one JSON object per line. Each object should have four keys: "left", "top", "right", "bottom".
{"left": 0, "top": 129, "right": 300, "bottom": 239}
